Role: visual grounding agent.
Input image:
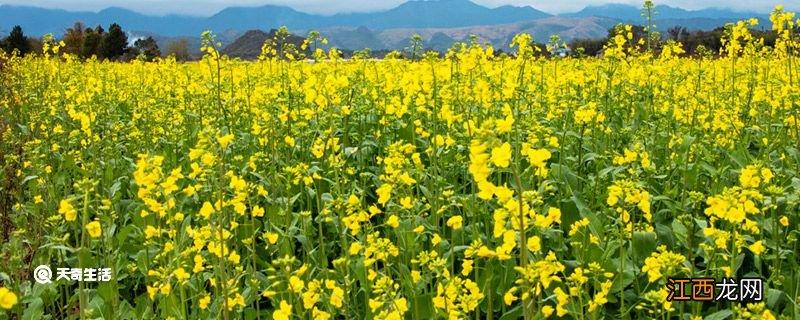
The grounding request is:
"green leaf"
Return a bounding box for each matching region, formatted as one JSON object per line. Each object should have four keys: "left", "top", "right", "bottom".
{"left": 551, "top": 163, "right": 578, "bottom": 192}
{"left": 654, "top": 222, "right": 676, "bottom": 248}
{"left": 108, "top": 180, "right": 123, "bottom": 197}
{"left": 289, "top": 193, "right": 302, "bottom": 206}
{"left": 410, "top": 294, "right": 434, "bottom": 319}
{"left": 734, "top": 253, "right": 745, "bottom": 274}
{"left": 631, "top": 232, "right": 658, "bottom": 263}
{"left": 16, "top": 123, "right": 30, "bottom": 135}
{"left": 571, "top": 194, "right": 604, "bottom": 236}
{"left": 703, "top": 309, "right": 733, "bottom": 320}
{"left": 699, "top": 161, "right": 718, "bottom": 177}
{"left": 671, "top": 219, "right": 689, "bottom": 248}
{"left": 499, "top": 305, "right": 522, "bottom": 320}
{"left": 422, "top": 186, "right": 437, "bottom": 203}
{"left": 728, "top": 147, "right": 749, "bottom": 167}
{"left": 118, "top": 300, "right": 136, "bottom": 320}
{"left": 88, "top": 295, "right": 106, "bottom": 319}
{"left": 39, "top": 244, "right": 75, "bottom": 253}
{"left": 609, "top": 269, "right": 635, "bottom": 294}
{"left": 765, "top": 288, "right": 785, "bottom": 309}
{"left": 21, "top": 175, "right": 39, "bottom": 185}
{"left": 22, "top": 297, "right": 44, "bottom": 320}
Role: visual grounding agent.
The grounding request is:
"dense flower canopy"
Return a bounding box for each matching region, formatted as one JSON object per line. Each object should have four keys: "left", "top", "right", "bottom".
{"left": 1, "top": 6, "right": 800, "bottom": 319}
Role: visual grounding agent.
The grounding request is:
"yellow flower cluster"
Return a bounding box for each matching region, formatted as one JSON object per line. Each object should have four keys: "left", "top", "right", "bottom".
{"left": 704, "top": 187, "right": 761, "bottom": 224}
{"left": 4, "top": 11, "right": 800, "bottom": 318}
{"left": 641, "top": 246, "right": 687, "bottom": 283}
{"left": 432, "top": 276, "right": 484, "bottom": 319}
{"left": 607, "top": 180, "right": 652, "bottom": 235}
{"left": 739, "top": 165, "right": 773, "bottom": 189}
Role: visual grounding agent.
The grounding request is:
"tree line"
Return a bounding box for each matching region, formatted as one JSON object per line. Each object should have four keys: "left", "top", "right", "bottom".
{"left": 1, "top": 23, "right": 193, "bottom": 61}
{"left": 566, "top": 24, "right": 787, "bottom": 57}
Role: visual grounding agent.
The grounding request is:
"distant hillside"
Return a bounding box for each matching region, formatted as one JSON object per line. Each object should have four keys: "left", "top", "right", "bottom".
{"left": 2, "top": 1, "right": 775, "bottom": 39}
{"left": 0, "top": 0, "right": 784, "bottom": 54}
{"left": 313, "top": 16, "right": 617, "bottom": 52}
{"left": 0, "top": 0, "right": 549, "bottom": 37}
{"left": 565, "top": 4, "right": 769, "bottom": 29}
{"left": 221, "top": 29, "right": 307, "bottom": 60}
{"left": 221, "top": 30, "right": 271, "bottom": 60}
{"left": 330, "top": 0, "right": 549, "bottom": 29}
{"left": 0, "top": 6, "right": 200, "bottom": 37}
{"left": 214, "top": 16, "right": 617, "bottom": 57}
{"left": 317, "top": 27, "right": 385, "bottom": 52}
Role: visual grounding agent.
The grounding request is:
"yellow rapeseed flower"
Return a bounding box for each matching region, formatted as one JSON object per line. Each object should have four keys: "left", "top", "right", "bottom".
{"left": 58, "top": 199, "right": 77, "bottom": 221}
{"left": 86, "top": 221, "right": 102, "bottom": 238}
{"left": 386, "top": 215, "right": 400, "bottom": 228}
{"left": 749, "top": 240, "right": 766, "bottom": 256}
{"left": 173, "top": 268, "right": 190, "bottom": 281}
{"left": 199, "top": 201, "right": 215, "bottom": 219}
{"left": 446, "top": 215, "right": 463, "bottom": 230}
{"left": 490, "top": 142, "right": 512, "bottom": 168}
{"left": 503, "top": 287, "right": 518, "bottom": 305}
{"left": 376, "top": 184, "right": 393, "bottom": 205}
{"left": 217, "top": 133, "right": 234, "bottom": 148}
{"left": 199, "top": 295, "right": 211, "bottom": 309}
{"left": 0, "top": 287, "right": 17, "bottom": 310}
{"left": 273, "top": 300, "right": 292, "bottom": 320}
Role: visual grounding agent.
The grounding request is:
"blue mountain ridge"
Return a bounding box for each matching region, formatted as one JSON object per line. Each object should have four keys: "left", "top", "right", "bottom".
{"left": 565, "top": 4, "right": 769, "bottom": 23}
{"left": 0, "top": 0, "right": 552, "bottom": 36}
{"left": 0, "top": 0, "right": 775, "bottom": 38}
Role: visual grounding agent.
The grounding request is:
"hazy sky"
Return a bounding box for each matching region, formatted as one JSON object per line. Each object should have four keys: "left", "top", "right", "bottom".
{"left": 0, "top": 0, "right": 796, "bottom": 16}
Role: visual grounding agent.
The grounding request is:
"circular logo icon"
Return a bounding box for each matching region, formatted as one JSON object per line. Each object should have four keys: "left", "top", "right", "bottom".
{"left": 33, "top": 265, "right": 52, "bottom": 284}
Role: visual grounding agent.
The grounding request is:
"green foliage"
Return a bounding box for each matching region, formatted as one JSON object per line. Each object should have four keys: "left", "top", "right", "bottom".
{"left": 131, "top": 37, "right": 161, "bottom": 62}
{"left": 101, "top": 23, "right": 128, "bottom": 60}
{"left": 1, "top": 25, "right": 32, "bottom": 56}
{"left": 81, "top": 26, "right": 104, "bottom": 59}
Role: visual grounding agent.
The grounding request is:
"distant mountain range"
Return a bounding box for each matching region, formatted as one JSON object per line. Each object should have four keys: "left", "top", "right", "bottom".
{"left": 0, "top": 0, "right": 551, "bottom": 36}
{"left": 320, "top": 16, "right": 619, "bottom": 52}
{"left": 566, "top": 3, "right": 768, "bottom": 21}
{"left": 0, "top": 0, "right": 779, "bottom": 53}
{"left": 566, "top": 4, "right": 770, "bottom": 32}
{"left": 221, "top": 29, "right": 308, "bottom": 60}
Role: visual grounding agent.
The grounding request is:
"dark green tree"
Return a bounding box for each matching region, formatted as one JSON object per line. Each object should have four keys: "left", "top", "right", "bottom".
{"left": 2, "top": 25, "right": 32, "bottom": 56}
{"left": 569, "top": 38, "right": 606, "bottom": 57}
{"left": 667, "top": 26, "right": 689, "bottom": 42}
{"left": 81, "top": 26, "right": 104, "bottom": 58}
{"left": 165, "top": 38, "right": 191, "bottom": 61}
{"left": 102, "top": 23, "right": 127, "bottom": 60}
{"left": 132, "top": 36, "right": 161, "bottom": 61}
{"left": 62, "top": 22, "right": 86, "bottom": 55}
